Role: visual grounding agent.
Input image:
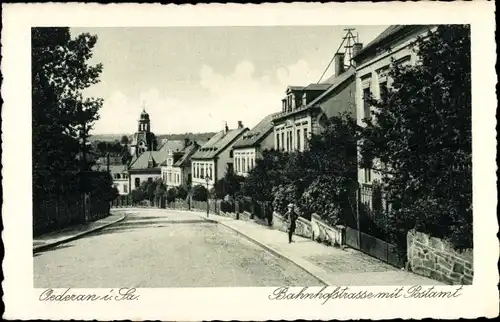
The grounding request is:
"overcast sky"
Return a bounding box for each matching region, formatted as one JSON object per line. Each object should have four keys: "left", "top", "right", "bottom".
{"left": 70, "top": 26, "right": 388, "bottom": 135}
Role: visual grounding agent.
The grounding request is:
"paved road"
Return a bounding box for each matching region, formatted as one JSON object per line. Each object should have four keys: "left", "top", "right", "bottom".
{"left": 34, "top": 209, "right": 322, "bottom": 288}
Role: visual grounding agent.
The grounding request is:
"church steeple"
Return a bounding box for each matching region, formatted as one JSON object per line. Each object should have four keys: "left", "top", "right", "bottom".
{"left": 138, "top": 101, "right": 151, "bottom": 132}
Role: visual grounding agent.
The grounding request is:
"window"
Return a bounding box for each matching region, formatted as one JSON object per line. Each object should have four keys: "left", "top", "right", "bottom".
{"left": 303, "top": 128, "right": 308, "bottom": 148}
{"left": 135, "top": 178, "right": 140, "bottom": 188}
{"left": 281, "top": 132, "right": 285, "bottom": 151}
{"left": 148, "top": 177, "right": 153, "bottom": 183}
{"left": 380, "top": 82, "right": 388, "bottom": 102}
{"left": 201, "top": 165, "right": 205, "bottom": 178}
{"left": 297, "top": 129, "right": 301, "bottom": 151}
{"left": 168, "top": 172, "right": 172, "bottom": 183}
{"left": 230, "top": 150, "right": 234, "bottom": 158}
{"left": 123, "top": 184, "right": 128, "bottom": 193}
{"left": 123, "top": 173, "right": 128, "bottom": 179}
{"left": 363, "top": 87, "right": 372, "bottom": 120}
{"left": 115, "top": 173, "right": 121, "bottom": 179}
{"left": 276, "top": 133, "right": 280, "bottom": 150}
{"left": 364, "top": 168, "right": 372, "bottom": 183}
{"left": 250, "top": 158, "right": 254, "bottom": 170}
{"left": 209, "top": 165, "right": 213, "bottom": 178}
{"left": 242, "top": 158, "right": 246, "bottom": 172}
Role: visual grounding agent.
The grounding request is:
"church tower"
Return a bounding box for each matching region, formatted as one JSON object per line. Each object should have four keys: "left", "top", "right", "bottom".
{"left": 138, "top": 108, "right": 151, "bottom": 133}
{"left": 130, "top": 102, "right": 157, "bottom": 157}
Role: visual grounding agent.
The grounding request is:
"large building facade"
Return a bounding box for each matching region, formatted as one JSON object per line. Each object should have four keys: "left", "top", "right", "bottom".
{"left": 191, "top": 122, "right": 248, "bottom": 189}
{"left": 353, "top": 25, "right": 436, "bottom": 189}
{"left": 272, "top": 52, "right": 358, "bottom": 153}
{"left": 232, "top": 113, "right": 276, "bottom": 177}
{"left": 160, "top": 139, "right": 200, "bottom": 188}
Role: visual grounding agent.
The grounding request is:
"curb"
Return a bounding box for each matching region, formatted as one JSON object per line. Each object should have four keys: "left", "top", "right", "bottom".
{"left": 33, "top": 213, "right": 127, "bottom": 254}
{"left": 192, "top": 212, "right": 330, "bottom": 286}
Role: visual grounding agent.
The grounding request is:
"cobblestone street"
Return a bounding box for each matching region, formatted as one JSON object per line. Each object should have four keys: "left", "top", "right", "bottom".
{"left": 34, "top": 209, "right": 322, "bottom": 287}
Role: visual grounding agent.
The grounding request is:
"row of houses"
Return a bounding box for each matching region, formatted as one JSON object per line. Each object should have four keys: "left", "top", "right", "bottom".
{"left": 106, "top": 25, "right": 435, "bottom": 201}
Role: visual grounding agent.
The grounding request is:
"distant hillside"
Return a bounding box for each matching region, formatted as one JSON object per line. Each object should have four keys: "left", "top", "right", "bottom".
{"left": 157, "top": 132, "right": 217, "bottom": 143}
{"left": 89, "top": 134, "right": 124, "bottom": 142}
{"left": 90, "top": 132, "right": 217, "bottom": 143}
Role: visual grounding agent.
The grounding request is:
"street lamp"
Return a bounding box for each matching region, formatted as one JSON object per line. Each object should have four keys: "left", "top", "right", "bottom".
{"left": 205, "top": 175, "right": 210, "bottom": 217}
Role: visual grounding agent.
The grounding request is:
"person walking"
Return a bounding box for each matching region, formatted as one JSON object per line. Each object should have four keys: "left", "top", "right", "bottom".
{"left": 286, "top": 203, "right": 298, "bottom": 243}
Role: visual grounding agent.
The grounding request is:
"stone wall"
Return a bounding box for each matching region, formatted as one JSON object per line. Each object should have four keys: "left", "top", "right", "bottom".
{"left": 310, "top": 213, "right": 346, "bottom": 246}
{"left": 407, "top": 230, "right": 473, "bottom": 285}
{"left": 272, "top": 212, "right": 313, "bottom": 239}
{"left": 239, "top": 211, "right": 252, "bottom": 221}
{"left": 221, "top": 211, "right": 238, "bottom": 219}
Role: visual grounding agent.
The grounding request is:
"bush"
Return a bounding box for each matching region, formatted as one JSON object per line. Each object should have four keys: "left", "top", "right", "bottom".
{"left": 131, "top": 189, "right": 144, "bottom": 204}
{"left": 192, "top": 184, "right": 208, "bottom": 202}
{"left": 166, "top": 187, "right": 177, "bottom": 203}
{"left": 220, "top": 200, "right": 235, "bottom": 213}
{"left": 176, "top": 186, "right": 188, "bottom": 200}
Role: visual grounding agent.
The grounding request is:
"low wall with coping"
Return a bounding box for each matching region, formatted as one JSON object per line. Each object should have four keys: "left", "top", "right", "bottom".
{"left": 272, "top": 212, "right": 313, "bottom": 239}
{"left": 310, "top": 213, "right": 346, "bottom": 246}
{"left": 407, "top": 230, "right": 473, "bottom": 285}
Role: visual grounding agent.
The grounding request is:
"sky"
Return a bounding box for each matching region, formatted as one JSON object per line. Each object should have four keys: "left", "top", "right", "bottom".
{"left": 70, "top": 26, "right": 389, "bottom": 135}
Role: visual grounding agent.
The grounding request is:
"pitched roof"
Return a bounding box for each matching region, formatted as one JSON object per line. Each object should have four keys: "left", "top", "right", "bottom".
{"left": 173, "top": 143, "right": 199, "bottom": 167}
{"left": 108, "top": 164, "right": 128, "bottom": 175}
{"left": 233, "top": 113, "right": 276, "bottom": 149}
{"left": 303, "top": 83, "right": 331, "bottom": 91}
{"left": 191, "top": 127, "right": 248, "bottom": 160}
{"left": 158, "top": 140, "right": 185, "bottom": 152}
{"left": 308, "top": 67, "right": 356, "bottom": 107}
{"left": 129, "top": 150, "right": 170, "bottom": 170}
{"left": 353, "top": 25, "right": 426, "bottom": 61}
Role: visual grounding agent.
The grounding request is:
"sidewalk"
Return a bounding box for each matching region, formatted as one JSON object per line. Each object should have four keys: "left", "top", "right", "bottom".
{"left": 200, "top": 212, "right": 444, "bottom": 286}
{"left": 33, "top": 212, "right": 127, "bottom": 253}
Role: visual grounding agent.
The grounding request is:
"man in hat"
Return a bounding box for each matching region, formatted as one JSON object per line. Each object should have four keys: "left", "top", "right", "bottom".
{"left": 286, "top": 203, "right": 298, "bottom": 243}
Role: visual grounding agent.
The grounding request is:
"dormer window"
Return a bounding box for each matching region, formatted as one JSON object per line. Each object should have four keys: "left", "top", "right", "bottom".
{"left": 302, "top": 93, "right": 307, "bottom": 107}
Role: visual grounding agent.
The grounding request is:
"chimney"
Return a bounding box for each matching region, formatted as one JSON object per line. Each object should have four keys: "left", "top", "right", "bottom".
{"left": 353, "top": 43, "right": 363, "bottom": 60}
{"left": 237, "top": 121, "right": 243, "bottom": 129}
{"left": 334, "top": 53, "right": 345, "bottom": 77}
{"left": 224, "top": 122, "right": 229, "bottom": 134}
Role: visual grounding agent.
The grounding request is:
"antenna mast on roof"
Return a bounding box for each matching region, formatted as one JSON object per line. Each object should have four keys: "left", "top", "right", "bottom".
{"left": 317, "top": 28, "right": 359, "bottom": 84}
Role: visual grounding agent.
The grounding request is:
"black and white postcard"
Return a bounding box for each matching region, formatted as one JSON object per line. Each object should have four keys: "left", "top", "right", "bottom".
{"left": 1, "top": 2, "right": 498, "bottom": 320}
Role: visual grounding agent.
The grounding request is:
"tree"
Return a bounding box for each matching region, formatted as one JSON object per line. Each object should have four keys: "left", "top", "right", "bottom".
{"left": 359, "top": 25, "right": 472, "bottom": 249}
{"left": 120, "top": 135, "right": 130, "bottom": 145}
{"left": 299, "top": 113, "right": 358, "bottom": 223}
{"left": 240, "top": 150, "right": 289, "bottom": 202}
{"left": 213, "top": 168, "right": 244, "bottom": 199}
{"left": 32, "top": 27, "right": 103, "bottom": 197}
